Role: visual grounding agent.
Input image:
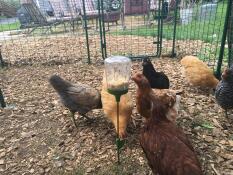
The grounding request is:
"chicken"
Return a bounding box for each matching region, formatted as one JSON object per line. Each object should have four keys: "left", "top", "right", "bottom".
{"left": 132, "top": 73, "right": 202, "bottom": 175}
{"left": 215, "top": 66, "right": 233, "bottom": 118}
{"left": 49, "top": 75, "right": 102, "bottom": 128}
{"left": 180, "top": 56, "right": 206, "bottom": 68}
{"left": 142, "top": 57, "right": 170, "bottom": 89}
{"left": 132, "top": 73, "right": 181, "bottom": 123}
{"left": 180, "top": 56, "right": 219, "bottom": 89}
{"left": 0, "top": 88, "right": 6, "bottom": 108}
{"left": 101, "top": 72, "right": 133, "bottom": 139}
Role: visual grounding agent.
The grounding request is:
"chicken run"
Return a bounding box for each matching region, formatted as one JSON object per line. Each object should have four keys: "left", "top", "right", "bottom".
{"left": 0, "top": 47, "right": 233, "bottom": 174}
{"left": 0, "top": 0, "right": 233, "bottom": 175}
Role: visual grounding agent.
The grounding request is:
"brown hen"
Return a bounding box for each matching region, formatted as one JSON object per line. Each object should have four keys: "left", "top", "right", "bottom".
{"left": 132, "top": 73, "right": 181, "bottom": 123}
{"left": 132, "top": 73, "right": 202, "bottom": 175}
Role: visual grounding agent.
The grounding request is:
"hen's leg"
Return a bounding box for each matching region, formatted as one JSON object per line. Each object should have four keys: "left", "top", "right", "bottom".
{"left": 70, "top": 111, "right": 78, "bottom": 128}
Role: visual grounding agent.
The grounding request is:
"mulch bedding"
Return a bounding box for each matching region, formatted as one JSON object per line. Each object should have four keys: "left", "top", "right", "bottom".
{"left": 0, "top": 36, "right": 232, "bottom": 175}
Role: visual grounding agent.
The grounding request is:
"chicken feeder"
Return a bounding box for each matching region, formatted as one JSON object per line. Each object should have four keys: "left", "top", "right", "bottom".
{"left": 104, "top": 55, "right": 131, "bottom": 164}
{"left": 104, "top": 56, "right": 131, "bottom": 100}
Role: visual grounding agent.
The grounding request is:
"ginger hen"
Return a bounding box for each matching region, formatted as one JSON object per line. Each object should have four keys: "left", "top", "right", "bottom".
{"left": 132, "top": 73, "right": 181, "bottom": 122}
{"left": 101, "top": 72, "right": 133, "bottom": 139}
{"left": 49, "top": 75, "right": 102, "bottom": 128}
{"left": 132, "top": 73, "right": 202, "bottom": 175}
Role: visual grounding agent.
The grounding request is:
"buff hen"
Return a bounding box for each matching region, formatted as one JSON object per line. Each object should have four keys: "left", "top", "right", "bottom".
{"left": 181, "top": 56, "right": 219, "bottom": 89}
{"left": 101, "top": 72, "right": 133, "bottom": 139}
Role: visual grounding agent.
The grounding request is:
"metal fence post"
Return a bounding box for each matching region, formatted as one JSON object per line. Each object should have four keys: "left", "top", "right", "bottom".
{"left": 0, "top": 88, "right": 6, "bottom": 108}
{"left": 100, "top": 0, "right": 107, "bottom": 58}
{"left": 0, "top": 44, "right": 4, "bottom": 68}
{"left": 97, "top": 0, "right": 107, "bottom": 60}
{"left": 227, "top": 1, "right": 233, "bottom": 67}
{"left": 97, "top": 0, "right": 104, "bottom": 60}
{"left": 82, "top": 0, "right": 91, "bottom": 64}
{"left": 155, "top": 0, "right": 163, "bottom": 57}
{"left": 159, "top": 0, "right": 164, "bottom": 57}
{"left": 171, "top": 0, "right": 179, "bottom": 58}
{"left": 216, "top": 0, "right": 233, "bottom": 78}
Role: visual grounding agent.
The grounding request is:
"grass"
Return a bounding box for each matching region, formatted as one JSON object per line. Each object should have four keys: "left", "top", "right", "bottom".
{"left": 0, "top": 21, "right": 20, "bottom": 32}
{"left": 112, "top": 1, "right": 227, "bottom": 43}
{"left": 0, "top": 16, "right": 7, "bottom": 19}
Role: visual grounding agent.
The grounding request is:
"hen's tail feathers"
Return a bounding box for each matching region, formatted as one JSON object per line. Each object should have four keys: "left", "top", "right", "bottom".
{"left": 49, "top": 75, "right": 72, "bottom": 93}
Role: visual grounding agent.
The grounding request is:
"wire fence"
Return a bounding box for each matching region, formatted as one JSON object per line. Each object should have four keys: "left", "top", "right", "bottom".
{"left": 227, "top": 0, "right": 233, "bottom": 67}
{"left": 173, "top": 0, "right": 230, "bottom": 76}
{"left": 0, "top": 0, "right": 231, "bottom": 74}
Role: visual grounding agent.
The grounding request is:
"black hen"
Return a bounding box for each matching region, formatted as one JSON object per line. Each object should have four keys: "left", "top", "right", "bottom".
{"left": 215, "top": 66, "right": 233, "bottom": 118}
{"left": 49, "top": 75, "right": 102, "bottom": 127}
{"left": 142, "top": 57, "right": 170, "bottom": 89}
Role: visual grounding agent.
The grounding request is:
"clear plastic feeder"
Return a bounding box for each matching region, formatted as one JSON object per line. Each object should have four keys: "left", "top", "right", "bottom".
{"left": 104, "top": 56, "right": 131, "bottom": 93}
